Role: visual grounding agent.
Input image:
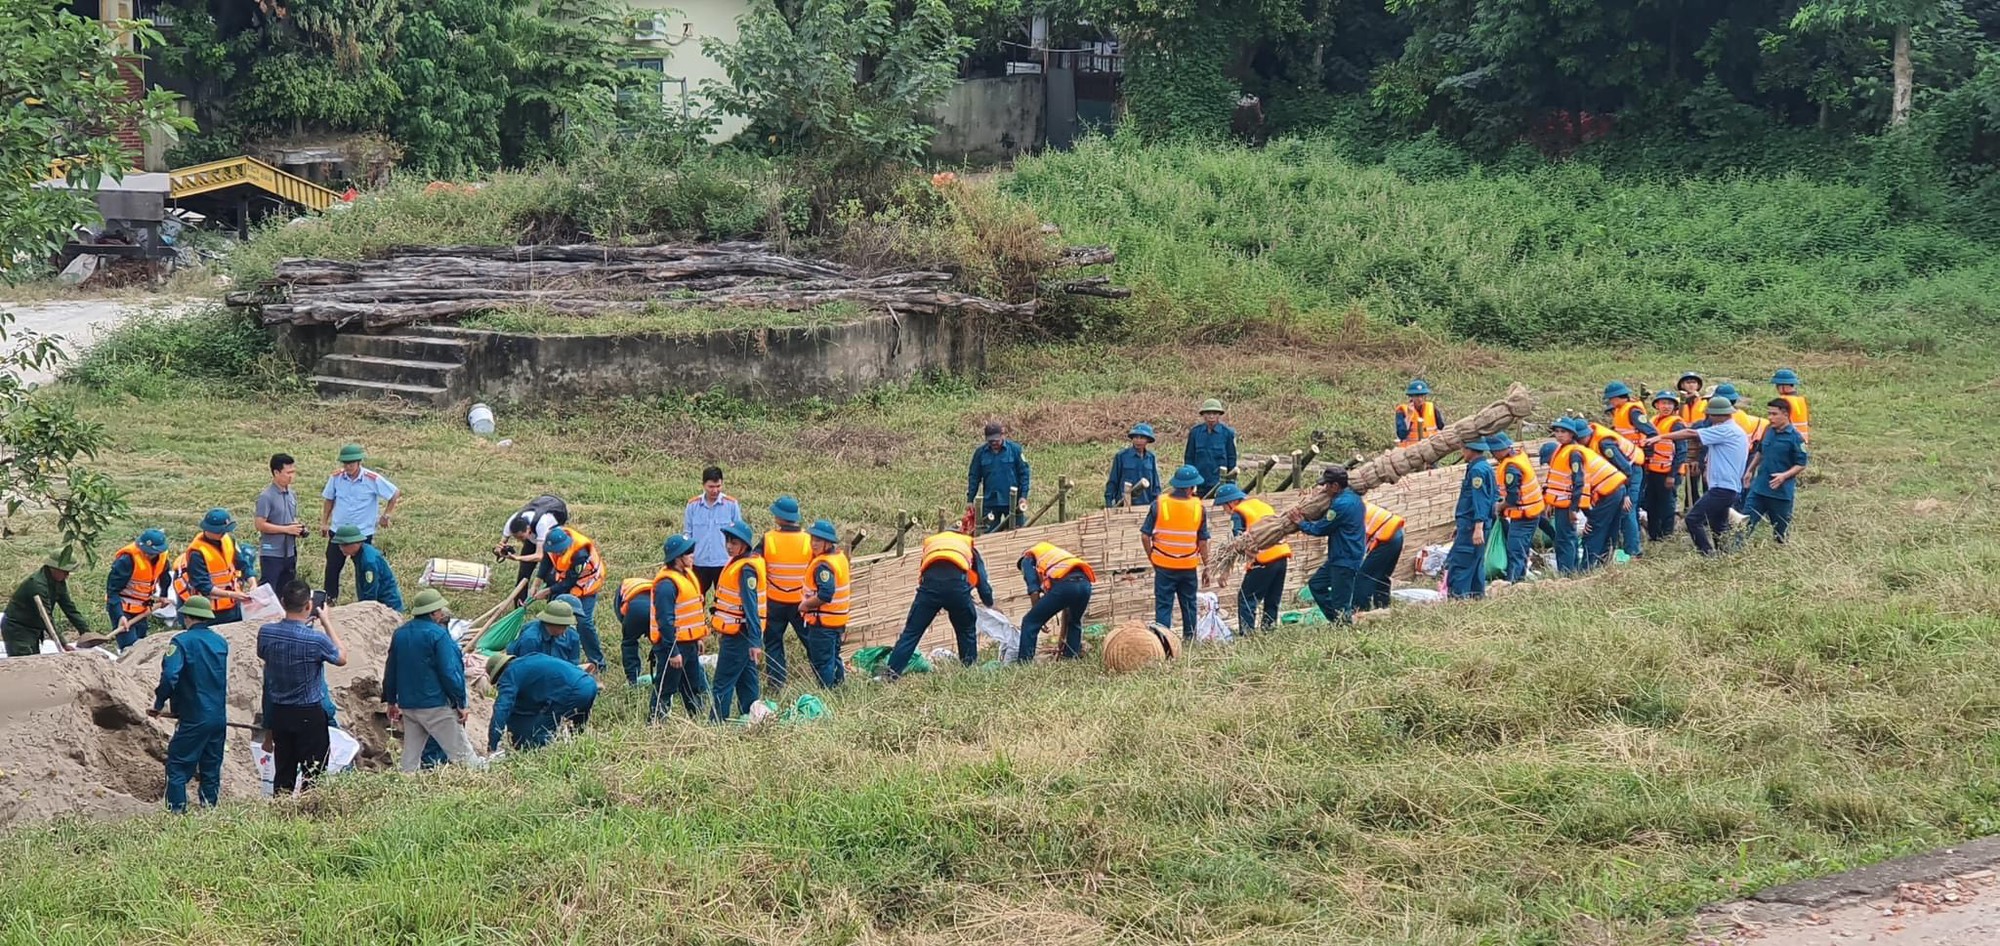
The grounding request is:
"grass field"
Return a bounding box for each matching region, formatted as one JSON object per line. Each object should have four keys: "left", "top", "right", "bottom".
{"left": 2, "top": 323, "right": 1997, "bottom": 944}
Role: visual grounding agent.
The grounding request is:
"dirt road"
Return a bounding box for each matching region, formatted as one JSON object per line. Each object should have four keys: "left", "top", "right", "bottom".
{"left": 1695, "top": 838, "right": 2000, "bottom": 945}
{"left": 1, "top": 298, "right": 187, "bottom": 385}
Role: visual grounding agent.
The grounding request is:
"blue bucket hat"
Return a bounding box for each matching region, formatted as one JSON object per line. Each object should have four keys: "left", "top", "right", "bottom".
{"left": 1538, "top": 441, "right": 1558, "bottom": 464}
{"left": 1484, "top": 433, "right": 1514, "bottom": 451}
{"left": 1603, "top": 381, "right": 1632, "bottom": 399}
{"left": 199, "top": 508, "right": 235, "bottom": 534}
{"left": 1771, "top": 368, "right": 1801, "bottom": 386}
{"left": 662, "top": 534, "right": 696, "bottom": 563}
{"left": 769, "top": 495, "right": 801, "bottom": 523}
{"left": 542, "top": 527, "right": 573, "bottom": 554}
{"left": 1406, "top": 380, "right": 1431, "bottom": 396}
{"left": 1212, "top": 483, "right": 1248, "bottom": 506}
{"left": 807, "top": 518, "right": 839, "bottom": 544}
{"left": 136, "top": 529, "right": 168, "bottom": 555}
{"left": 1126, "top": 422, "right": 1156, "bottom": 443}
{"left": 721, "top": 520, "right": 754, "bottom": 548}
{"left": 1463, "top": 436, "right": 1493, "bottom": 452}
{"left": 1554, "top": 417, "right": 1590, "bottom": 437}
{"left": 1714, "top": 383, "right": 1741, "bottom": 402}
{"left": 1678, "top": 371, "right": 1703, "bottom": 386}
{"left": 1168, "top": 465, "right": 1203, "bottom": 490}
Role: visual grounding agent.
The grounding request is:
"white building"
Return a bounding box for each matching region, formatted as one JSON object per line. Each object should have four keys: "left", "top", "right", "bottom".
{"left": 627, "top": 0, "right": 754, "bottom": 141}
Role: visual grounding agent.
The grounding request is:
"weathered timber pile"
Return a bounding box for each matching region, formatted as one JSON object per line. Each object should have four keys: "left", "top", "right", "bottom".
{"left": 230, "top": 242, "right": 1116, "bottom": 332}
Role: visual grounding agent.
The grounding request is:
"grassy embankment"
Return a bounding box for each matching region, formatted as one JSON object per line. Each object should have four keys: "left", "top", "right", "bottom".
{"left": 3, "top": 142, "right": 1999, "bottom": 944}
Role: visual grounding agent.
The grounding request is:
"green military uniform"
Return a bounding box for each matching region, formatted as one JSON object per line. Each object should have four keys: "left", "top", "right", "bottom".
{"left": 3, "top": 553, "right": 93, "bottom": 656}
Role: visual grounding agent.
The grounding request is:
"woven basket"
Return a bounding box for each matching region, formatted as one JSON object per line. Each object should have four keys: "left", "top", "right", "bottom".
{"left": 1103, "top": 621, "right": 1177, "bottom": 673}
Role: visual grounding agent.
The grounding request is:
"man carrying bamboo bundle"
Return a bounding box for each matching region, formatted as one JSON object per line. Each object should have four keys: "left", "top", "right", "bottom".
{"left": 1490, "top": 434, "right": 1543, "bottom": 582}
{"left": 104, "top": 529, "right": 171, "bottom": 649}
{"left": 885, "top": 524, "right": 994, "bottom": 678}
{"left": 1287, "top": 466, "right": 1366, "bottom": 624}
{"left": 1016, "top": 542, "right": 1095, "bottom": 661}
{"left": 1445, "top": 439, "right": 1499, "bottom": 599}
{"left": 650, "top": 536, "right": 709, "bottom": 720}
{"left": 1213, "top": 484, "right": 1289, "bottom": 635}
{"left": 1103, "top": 423, "right": 1162, "bottom": 508}
{"left": 799, "top": 519, "right": 850, "bottom": 687}
{"left": 758, "top": 496, "right": 814, "bottom": 693}
{"left": 708, "top": 521, "right": 766, "bottom": 720}
{"left": 1141, "top": 465, "right": 1210, "bottom": 642}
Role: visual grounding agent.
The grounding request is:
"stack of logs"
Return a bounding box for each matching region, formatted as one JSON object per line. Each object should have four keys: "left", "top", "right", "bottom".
{"left": 228, "top": 242, "right": 1126, "bottom": 332}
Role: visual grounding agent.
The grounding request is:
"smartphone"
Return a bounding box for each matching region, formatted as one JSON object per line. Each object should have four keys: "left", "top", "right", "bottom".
{"left": 311, "top": 590, "right": 328, "bottom": 616}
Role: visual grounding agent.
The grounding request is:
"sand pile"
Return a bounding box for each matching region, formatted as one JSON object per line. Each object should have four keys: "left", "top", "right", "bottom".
{"left": 0, "top": 602, "right": 494, "bottom": 827}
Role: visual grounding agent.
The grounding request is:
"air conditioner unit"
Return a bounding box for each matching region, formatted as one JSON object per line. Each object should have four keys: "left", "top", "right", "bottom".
{"left": 634, "top": 19, "right": 691, "bottom": 42}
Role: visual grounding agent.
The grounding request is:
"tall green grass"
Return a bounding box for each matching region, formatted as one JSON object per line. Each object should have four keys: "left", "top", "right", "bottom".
{"left": 1005, "top": 137, "right": 2000, "bottom": 349}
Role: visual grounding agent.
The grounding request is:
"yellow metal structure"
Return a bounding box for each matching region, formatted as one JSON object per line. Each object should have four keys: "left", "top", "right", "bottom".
{"left": 169, "top": 156, "right": 341, "bottom": 212}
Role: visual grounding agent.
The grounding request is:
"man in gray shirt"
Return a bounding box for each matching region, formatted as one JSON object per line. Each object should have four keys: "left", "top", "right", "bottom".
{"left": 255, "top": 454, "right": 308, "bottom": 589}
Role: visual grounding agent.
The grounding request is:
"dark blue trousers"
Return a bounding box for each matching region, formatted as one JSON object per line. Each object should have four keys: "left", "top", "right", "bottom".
{"left": 1237, "top": 559, "right": 1287, "bottom": 633}
{"left": 803, "top": 622, "right": 845, "bottom": 687}
{"left": 1019, "top": 575, "right": 1092, "bottom": 660}
{"left": 763, "top": 602, "right": 809, "bottom": 691}
{"left": 506, "top": 686, "right": 595, "bottom": 749}
{"left": 1686, "top": 487, "right": 1739, "bottom": 556}
{"left": 1360, "top": 533, "right": 1403, "bottom": 610}
{"left": 1153, "top": 567, "right": 1198, "bottom": 640}
{"left": 109, "top": 605, "right": 152, "bottom": 650}
{"left": 652, "top": 640, "right": 708, "bottom": 720}
{"left": 710, "top": 633, "right": 760, "bottom": 721}
{"left": 1619, "top": 482, "right": 1644, "bottom": 557}
{"left": 1582, "top": 501, "right": 1622, "bottom": 571}
{"left": 165, "top": 719, "right": 225, "bottom": 811}
{"left": 572, "top": 593, "right": 605, "bottom": 671}
{"left": 1307, "top": 562, "right": 1358, "bottom": 624}
{"left": 888, "top": 571, "right": 980, "bottom": 674}
{"left": 618, "top": 599, "right": 651, "bottom": 685}
{"left": 1502, "top": 516, "right": 1537, "bottom": 582}
{"left": 1549, "top": 508, "right": 1582, "bottom": 575}
{"left": 1444, "top": 522, "right": 1488, "bottom": 599}
{"left": 1641, "top": 472, "right": 1679, "bottom": 541}
{"left": 1742, "top": 492, "right": 1795, "bottom": 544}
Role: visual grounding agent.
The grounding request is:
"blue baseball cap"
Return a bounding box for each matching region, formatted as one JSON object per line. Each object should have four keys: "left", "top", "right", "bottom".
{"left": 543, "top": 527, "right": 573, "bottom": 553}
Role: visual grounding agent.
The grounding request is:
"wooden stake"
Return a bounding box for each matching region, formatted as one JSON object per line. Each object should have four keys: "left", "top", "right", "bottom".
{"left": 1244, "top": 456, "right": 1278, "bottom": 493}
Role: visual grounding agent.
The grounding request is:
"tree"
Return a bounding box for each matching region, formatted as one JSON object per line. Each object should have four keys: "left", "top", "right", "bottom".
{"left": 1791, "top": 0, "right": 1949, "bottom": 128}
{"left": 0, "top": 0, "right": 174, "bottom": 556}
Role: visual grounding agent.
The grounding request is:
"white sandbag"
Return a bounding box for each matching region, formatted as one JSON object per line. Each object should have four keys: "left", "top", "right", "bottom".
{"left": 1415, "top": 544, "right": 1452, "bottom": 577}
{"left": 1391, "top": 588, "right": 1445, "bottom": 605}
{"left": 421, "top": 558, "right": 491, "bottom": 591}
{"left": 1194, "top": 592, "right": 1232, "bottom": 643}
{"left": 975, "top": 606, "right": 1020, "bottom": 662}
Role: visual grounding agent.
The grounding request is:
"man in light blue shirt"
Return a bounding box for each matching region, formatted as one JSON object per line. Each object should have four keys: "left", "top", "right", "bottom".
{"left": 1647, "top": 396, "right": 1747, "bottom": 557}
{"left": 683, "top": 465, "right": 742, "bottom": 594}
{"left": 319, "top": 443, "right": 400, "bottom": 601}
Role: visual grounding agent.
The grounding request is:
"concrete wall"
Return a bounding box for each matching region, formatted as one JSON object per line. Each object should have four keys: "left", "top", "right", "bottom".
{"left": 930, "top": 76, "right": 1045, "bottom": 163}
{"left": 449, "top": 309, "right": 985, "bottom": 406}
{"left": 627, "top": 0, "right": 753, "bottom": 141}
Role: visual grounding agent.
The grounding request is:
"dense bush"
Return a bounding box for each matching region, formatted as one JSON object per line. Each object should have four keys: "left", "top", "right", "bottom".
{"left": 1005, "top": 136, "right": 2000, "bottom": 348}
{"left": 63, "top": 304, "right": 301, "bottom": 398}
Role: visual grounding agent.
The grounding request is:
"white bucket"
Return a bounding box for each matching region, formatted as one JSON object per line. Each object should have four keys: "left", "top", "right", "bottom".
{"left": 468, "top": 403, "right": 496, "bottom": 437}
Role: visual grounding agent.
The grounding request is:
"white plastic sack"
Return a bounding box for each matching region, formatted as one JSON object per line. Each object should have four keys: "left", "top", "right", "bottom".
{"left": 252, "top": 727, "right": 359, "bottom": 797}
{"left": 975, "top": 606, "right": 1020, "bottom": 662}
{"left": 240, "top": 584, "right": 283, "bottom": 624}
{"left": 1391, "top": 588, "right": 1445, "bottom": 605}
{"left": 1415, "top": 544, "right": 1451, "bottom": 577}
{"left": 1194, "top": 592, "right": 1232, "bottom": 643}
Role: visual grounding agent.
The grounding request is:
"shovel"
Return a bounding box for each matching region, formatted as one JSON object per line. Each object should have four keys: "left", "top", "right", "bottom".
{"left": 31, "top": 595, "right": 72, "bottom": 652}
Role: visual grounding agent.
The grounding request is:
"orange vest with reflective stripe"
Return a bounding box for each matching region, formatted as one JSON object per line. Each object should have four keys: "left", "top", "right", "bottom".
{"left": 1646, "top": 415, "right": 1684, "bottom": 474}
{"left": 548, "top": 529, "right": 604, "bottom": 597}
{"left": 1586, "top": 423, "right": 1643, "bottom": 467}
{"left": 1610, "top": 401, "right": 1647, "bottom": 445}
{"left": 173, "top": 534, "right": 241, "bottom": 601}
{"left": 1363, "top": 503, "right": 1405, "bottom": 553}
{"left": 1026, "top": 542, "right": 1096, "bottom": 585}
{"left": 919, "top": 532, "right": 979, "bottom": 584}
{"left": 616, "top": 576, "right": 655, "bottom": 618}
{"left": 1731, "top": 411, "right": 1769, "bottom": 446}
{"left": 1148, "top": 494, "right": 1203, "bottom": 570}
{"left": 1232, "top": 498, "right": 1291, "bottom": 566}
{"left": 761, "top": 530, "right": 812, "bottom": 605}
{"left": 1497, "top": 453, "right": 1546, "bottom": 519}
{"left": 805, "top": 551, "right": 851, "bottom": 628}
{"left": 1544, "top": 444, "right": 1627, "bottom": 510}
{"left": 1396, "top": 401, "right": 1440, "bottom": 447}
{"left": 1778, "top": 393, "right": 1810, "bottom": 442}
{"left": 649, "top": 567, "right": 706, "bottom": 644}
{"left": 1678, "top": 393, "right": 1705, "bottom": 427}
{"left": 711, "top": 555, "right": 767, "bottom": 635}
{"left": 113, "top": 543, "right": 169, "bottom": 615}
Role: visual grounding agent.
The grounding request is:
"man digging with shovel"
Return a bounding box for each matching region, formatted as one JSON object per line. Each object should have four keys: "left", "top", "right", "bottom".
{"left": 3, "top": 549, "right": 95, "bottom": 656}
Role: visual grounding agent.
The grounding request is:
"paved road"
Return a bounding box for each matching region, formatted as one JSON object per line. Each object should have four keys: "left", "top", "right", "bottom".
{"left": 1, "top": 299, "right": 181, "bottom": 385}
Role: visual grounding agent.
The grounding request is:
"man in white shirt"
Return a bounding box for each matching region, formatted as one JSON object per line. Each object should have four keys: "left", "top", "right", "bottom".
{"left": 1646, "top": 396, "right": 1747, "bottom": 557}
{"left": 683, "top": 466, "right": 742, "bottom": 594}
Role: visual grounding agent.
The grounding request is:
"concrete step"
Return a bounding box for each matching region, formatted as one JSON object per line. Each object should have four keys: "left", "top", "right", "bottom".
{"left": 328, "top": 333, "right": 473, "bottom": 364}
{"left": 315, "top": 354, "right": 461, "bottom": 389}
{"left": 311, "top": 376, "right": 454, "bottom": 407}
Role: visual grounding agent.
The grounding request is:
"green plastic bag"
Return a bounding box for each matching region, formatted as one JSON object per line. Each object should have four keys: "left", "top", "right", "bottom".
{"left": 1484, "top": 520, "right": 1510, "bottom": 579}
{"left": 851, "top": 646, "right": 931, "bottom": 676}
{"left": 473, "top": 607, "right": 528, "bottom": 655}
{"left": 782, "top": 694, "right": 828, "bottom": 722}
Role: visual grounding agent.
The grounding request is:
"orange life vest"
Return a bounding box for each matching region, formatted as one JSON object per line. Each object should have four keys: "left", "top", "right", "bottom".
{"left": 1777, "top": 393, "right": 1811, "bottom": 443}
{"left": 1231, "top": 498, "right": 1291, "bottom": 566}
{"left": 1497, "top": 453, "right": 1546, "bottom": 519}
{"left": 760, "top": 529, "right": 813, "bottom": 605}
{"left": 548, "top": 528, "right": 604, "bottom": 597}
{"left": 173, "top": 534, "right": 241, "bottom": 602}
{"left": 804, "top": 551, "right": 851, "bottom": 628}
{"left": 1544, "top": 444, "right": 1628, "bottom": 510}
{"left": 1363, "top": 503, "right": 1405, "bottom": 553}
{"left": 1731, "top": 410, "right": 1769, "bottom": 446}
{"left": 1396, "top": 400, "right": 1440, "bottom": 448}
{"left": 1678, "top": 392, "right": 1706, "bottom": 427}
{"left": 711, "top": 555, "right": 767, "bottom": 635}
{"left": 616, "top": 576, "right": 655, "bottom": 618}
{"left": 1586, "top": 423, "right": 1643, "bottom": 467}
{"left": 1025, "top": 542, "right": 1096, "bottom": 586}
{"left": 649, "top": 567, "right": 706, "bottom": 644}
{"left": 919, "top": 532, "right": 979, "bottom": 585}
{"left": 1610, "top": 400, "right": 1649, "bottom": 445}
{"left": 113, "top": 543, "right": 169, "bottom": 616}
{"left": 1148, "top": 494, "right": 1204, "bottom": 570}
{"left": 1646, "top": 415, "right": 1684, "bottom": 475}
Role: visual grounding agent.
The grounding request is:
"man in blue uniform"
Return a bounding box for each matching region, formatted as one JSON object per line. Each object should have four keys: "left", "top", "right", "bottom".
{"left": 886, "top": 524, "right": 993, "bottom": 678}
{"left": 1743, "top": 399, "right": 1809, "bottom": 545}
{"left": 967, "top": 423, "right": 1031, "bottom": 532}
{"left": 708, "top": 521, "right": 765, "bottom": 721}
{"left": 105, "top": 528, "right": 171, "bottom": 649}
{"left": 333, "top": 524, "right": 402, "bottom": 612}
{"left": 1445, "top": 438, "right": 1499, "bottom": 599}
{"left": 148, "top": 595, "right": 228, "bottom": 812}
{"left": 1016, "top": 542, "right": 1094, "bottom": 662}
{"left": 507, "top": 598, "right": 583, "bottom": 665}
{"left": 486, "top": 652, "right": 599, "bottom": 752}
{"left": 383, "top": 589, "right": 481, "bottom": 772}
{"left": 1184, "top": 399, "right": 1238, "bottom": 495}
{"left": 651, "top": 536, "right": 708, "bottom": 720}
{"left": 1104, "top": 423, "right": 1162, "bottom": 508}
{"left": 1289, "top": 466, "right": 1366, "bottom": 624}
{"left": 1140, "top": 465, "right": 1210, "bottom": 642}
